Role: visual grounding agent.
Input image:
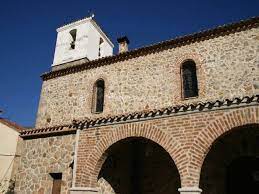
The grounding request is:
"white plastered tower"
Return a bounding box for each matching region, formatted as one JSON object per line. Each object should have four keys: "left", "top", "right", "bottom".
{"left": 52, "top": 16, "right": 114, "bottom": 67}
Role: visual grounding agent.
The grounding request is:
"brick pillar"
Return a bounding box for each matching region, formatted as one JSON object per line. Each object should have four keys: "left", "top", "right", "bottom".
{"left": 70, "top": 187, "right": 99, "bottom": 194}
{"left": 178, "top": 187, "right": 202, "bottom": 194}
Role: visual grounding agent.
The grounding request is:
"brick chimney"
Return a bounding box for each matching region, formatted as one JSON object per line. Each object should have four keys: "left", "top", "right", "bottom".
{"left": 117, "top": 36, "right": 130, "bottom": 53}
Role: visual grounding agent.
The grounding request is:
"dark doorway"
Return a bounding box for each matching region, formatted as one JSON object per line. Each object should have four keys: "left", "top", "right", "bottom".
{"left": 50, "top": 173, "right": 62, "bottom": 194}
{"left": 98, "top": 137, "right": 180, "bottom": 194}
{"left": 226, "top": 156, "right": 259, "bottom": 194}
{"left": 200, "top": 124, "right": 259, "bottom": 194}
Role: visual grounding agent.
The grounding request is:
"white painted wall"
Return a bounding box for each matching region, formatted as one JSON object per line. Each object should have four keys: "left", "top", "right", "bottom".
{"left": 0, "top": 122, "right": 19, "bottom": 193}
{"left": 52, "top": 17, "right": 114, "bottom": 66}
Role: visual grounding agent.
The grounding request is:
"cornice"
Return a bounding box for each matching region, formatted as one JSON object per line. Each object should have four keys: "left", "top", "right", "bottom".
{"left": 57, "top": 17, "right": 91, "bottom": 32}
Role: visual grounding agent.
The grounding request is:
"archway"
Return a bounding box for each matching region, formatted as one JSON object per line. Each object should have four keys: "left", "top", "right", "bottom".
{"left": 200, "top": 124, "right": 259, "bottom": 194}
{"left": 98, "top": 137, "right": 181, "bottom": 194}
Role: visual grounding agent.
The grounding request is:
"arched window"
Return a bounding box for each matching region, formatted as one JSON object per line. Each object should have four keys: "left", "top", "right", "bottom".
{"left": 93, "top": 79, "right": 105, "bottom": 113}
{"left": 69, "top": 29, "right": 77, "bottom": 49}
{"left": 181, "top": 60, "right": 198, "bottom": 98}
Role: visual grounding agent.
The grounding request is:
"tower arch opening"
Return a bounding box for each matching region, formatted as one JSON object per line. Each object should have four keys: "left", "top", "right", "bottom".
{"left": 69, "top": 29, "right": 77, "bottom": 49}
{"left": 200, "top": 124, "right": 259, "bottom": 194}
{"left": 97, "top": 137, "right": 181, "bottom": 194}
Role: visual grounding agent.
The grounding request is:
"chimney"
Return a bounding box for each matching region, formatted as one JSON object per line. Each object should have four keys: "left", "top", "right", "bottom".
{"left": 117, "top": 36, "right": 130, "bottom": 53}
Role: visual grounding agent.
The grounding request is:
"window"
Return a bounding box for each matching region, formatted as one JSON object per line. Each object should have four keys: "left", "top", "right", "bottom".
{"left": 98, "top": 37, "right": 104, "bottom": 57}
{"left": 69, "top": 29, "right": 77, "bottom": 49}
{"left": 181, "top": 60, "right": 198, "bottom": 98}
{"left": 50, "top": 173, "right": 62, "bottom": 194}
{"left": 93, "top": 79, "right": 105, "bottom": 113}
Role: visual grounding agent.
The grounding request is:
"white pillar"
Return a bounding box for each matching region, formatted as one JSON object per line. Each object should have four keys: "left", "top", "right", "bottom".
{"left": 70, "top": 187, "right": 99, "bottom": 194}
{"left": 178, "top": 187, "right": 202, "bottom": 194}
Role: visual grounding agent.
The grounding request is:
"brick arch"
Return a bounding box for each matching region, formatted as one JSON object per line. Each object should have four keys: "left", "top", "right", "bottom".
{"left": 187, "top": 107, "right": 259, "bottom": 186}
{"left": 78, "top": 122, "right": 183, "bottom": 188}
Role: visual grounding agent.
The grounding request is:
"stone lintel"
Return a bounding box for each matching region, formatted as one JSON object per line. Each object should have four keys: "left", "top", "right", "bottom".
{"left": 178, "top": 187, "right": 202, "bottom": 194}
{"left": 70, "top": 187, "right": 99, "bottom": 194}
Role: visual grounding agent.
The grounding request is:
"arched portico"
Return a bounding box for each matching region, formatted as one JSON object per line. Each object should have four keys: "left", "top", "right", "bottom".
{"left": 75, "top": 122, "right": 184, "bottom": 193}
{"left": 200, "top": 124, "right": 259, "bottom": 193}
{"left": 71, "top": 107, "right": 259, "bottom": 194}
{"left": 184, "top": 107, "right": 259, "bottom": 188}
{"left": 98, "top": 137, "right": 181, "bottom": 194}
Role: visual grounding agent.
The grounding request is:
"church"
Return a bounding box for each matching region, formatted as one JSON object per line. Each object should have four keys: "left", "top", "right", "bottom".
{"left": 15, "top": 15, "right": 259, "bottom": 194}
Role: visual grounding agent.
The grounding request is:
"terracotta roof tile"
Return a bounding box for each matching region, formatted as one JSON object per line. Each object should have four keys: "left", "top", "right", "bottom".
{"left": 20, "top": 94, "right": 259, "bottom": 139}
{"left": 20, "top": 124, "right": 77, "bottom": 139}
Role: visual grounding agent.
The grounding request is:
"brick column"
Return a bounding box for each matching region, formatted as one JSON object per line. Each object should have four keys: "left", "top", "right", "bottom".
{"left": 178, "top": 187, "right": 202, "bottom": 194}
{"left": 70, "top": 187, "right": 99, "bottom": 194}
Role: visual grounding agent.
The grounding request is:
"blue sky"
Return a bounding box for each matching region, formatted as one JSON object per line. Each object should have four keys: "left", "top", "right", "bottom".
{"left": 0, "top": 0, "right": 258, "bottom": 127}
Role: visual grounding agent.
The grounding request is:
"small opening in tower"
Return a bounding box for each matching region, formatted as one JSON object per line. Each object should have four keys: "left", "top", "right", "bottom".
{"left": 98, "top": 37, "right": 104, "bottom": 57}
{"left": 69, "top": 29, "right": 77, "bottom": 49}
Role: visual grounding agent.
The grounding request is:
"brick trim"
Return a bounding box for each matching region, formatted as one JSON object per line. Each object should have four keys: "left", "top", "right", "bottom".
{"left": 174, "top": 53, "right": 205, "bottom": 100}
{"left": 76, "top": 122, "right": 182, "bottom": 187}
{"left": 89, "top": 76, "right": 109, "bottom": 115}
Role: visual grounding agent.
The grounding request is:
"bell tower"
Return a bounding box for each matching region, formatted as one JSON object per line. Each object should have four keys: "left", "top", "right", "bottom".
{"left": 52, "top": 15, "right": 114, "bottom": 68}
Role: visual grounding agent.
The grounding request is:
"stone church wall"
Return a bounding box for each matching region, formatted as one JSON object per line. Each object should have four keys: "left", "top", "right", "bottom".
{"left": 14, "top": 134, "right": 75, "bottom": 194}
{"left": 36, "top": 27, "right": 259, "bottom": 128}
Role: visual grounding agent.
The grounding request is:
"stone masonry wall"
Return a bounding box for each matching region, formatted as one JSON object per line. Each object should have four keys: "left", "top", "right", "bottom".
{"left": 15, "top": 134, "right": 75, "bottom": 194}
{"left": 36, "top": 27, "right": 259, "bottom": 128}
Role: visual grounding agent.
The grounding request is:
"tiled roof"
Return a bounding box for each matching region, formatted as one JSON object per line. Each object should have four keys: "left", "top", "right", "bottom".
{"left": 20, "top": 124, "right": 77, "bottom": 139}
{"left": 41, "top": 16, "right": 259, "bottom": 81}
{"left": 20, "top": 95, "right": 259, "bottom": 139}
{"left": 0, "top": 118, "right": 26, "bottom": 132}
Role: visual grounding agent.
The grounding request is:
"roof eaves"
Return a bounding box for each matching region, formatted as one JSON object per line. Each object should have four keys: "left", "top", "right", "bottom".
{"left": 41, "top": 16, "right": 259, "bottom": 81}
{"left": 20, "top": 94, "right": 259, "bottom": 139}
{"left": 0, "top": 118, "right": 26, "bottom": 132}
